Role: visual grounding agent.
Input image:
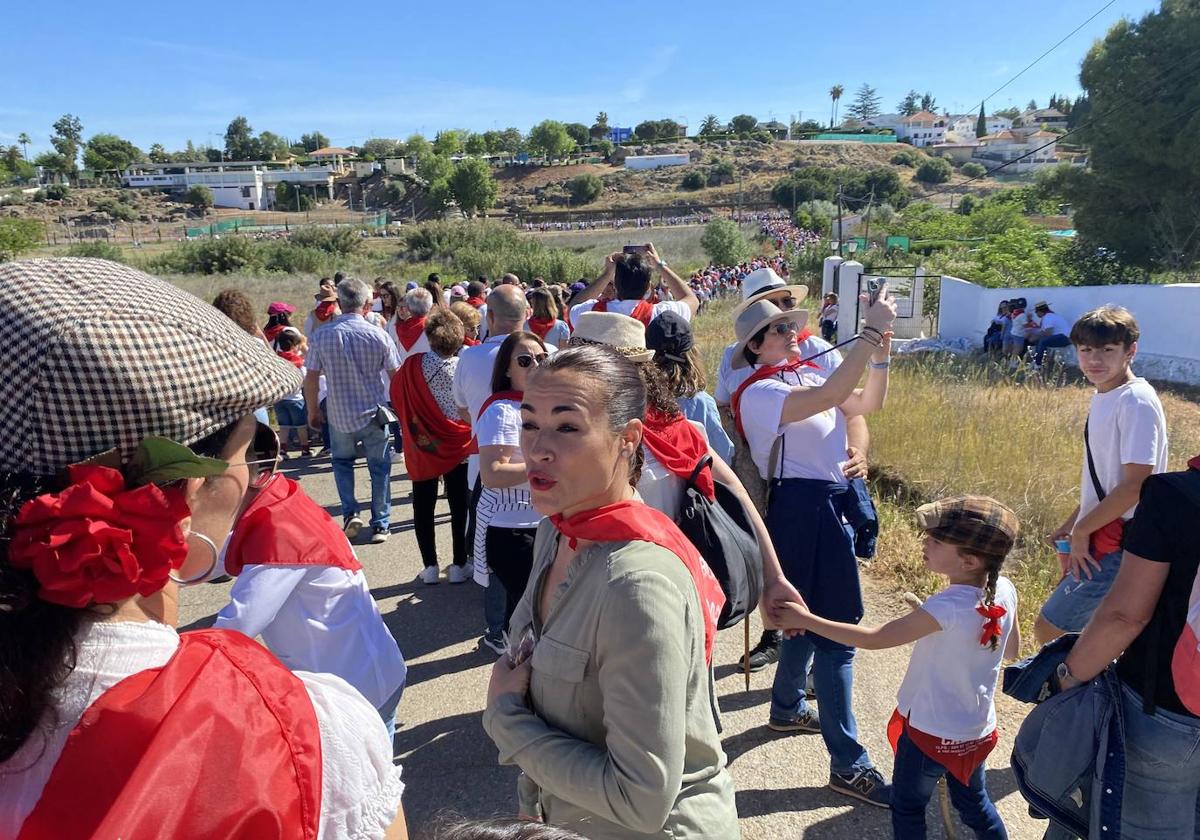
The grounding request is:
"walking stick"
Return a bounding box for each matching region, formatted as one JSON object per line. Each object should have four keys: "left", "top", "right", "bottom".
{"left": 938, "top": 778, "right": 957, "bottom": 838}
{"left": 743, "top": 619, "right": 751, "bottom": 692}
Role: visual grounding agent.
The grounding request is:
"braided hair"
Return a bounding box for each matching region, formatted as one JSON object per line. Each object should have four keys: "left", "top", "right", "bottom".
{"left": 978, "top": 552, "right": 1007, "bottom": 652}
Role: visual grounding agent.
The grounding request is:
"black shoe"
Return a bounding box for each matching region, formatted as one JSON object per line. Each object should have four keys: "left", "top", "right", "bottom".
{"left": 739, "top": 630, "right": 783, "bottom": 672}
{"left": 207, "top": 574, "right": 233, "bottom": 585}
{"left": 767, "top": 708, "right": 821, "bottom": 734}
{"left": 829, "top": 767, "right": 892, "bottom": 808}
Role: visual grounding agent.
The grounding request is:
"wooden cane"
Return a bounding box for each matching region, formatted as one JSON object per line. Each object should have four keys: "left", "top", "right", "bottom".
{"left": 743, "top": 618, "right": 751, "bottom": 692}
{"left": 939, "top": 778, "right": 957, "bottom": 838}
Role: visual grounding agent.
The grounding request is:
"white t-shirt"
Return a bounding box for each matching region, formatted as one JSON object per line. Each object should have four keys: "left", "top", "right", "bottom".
{"left": 569, "top": 298, "right": 691, "bottom": 325}
{"left": 739, "top": 368, "right": 849, "bottom": 482}
{"left": 1037, "top": 311, "right": 1070, "bottom": 337}
{"left": 476, "top": 399, "right": 540, "bottom": 529}
{"left": 216, "top": 565, "right": 407, "bottom": 709}
{"left": 0, "top": 621, "right": 403, "bottom": 840}
{"left": 1080, "top": 377, "right": 1168, "bottom": 522}
{"left": 637, "top": 420, "right": 708, "bottom": 517}
{"left": 715, "top": 335, "right": 842, "bottom": 405}
{"left": 897, "top": 577, "right": 1017, "bottom": 742}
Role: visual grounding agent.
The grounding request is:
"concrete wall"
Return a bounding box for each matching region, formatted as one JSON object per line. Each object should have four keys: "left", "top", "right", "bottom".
{"left": 939, "top": 276, "right": 1200, "bottom": 384}
{"left": 624, "top": 154, "right": 690, "bottom": 170}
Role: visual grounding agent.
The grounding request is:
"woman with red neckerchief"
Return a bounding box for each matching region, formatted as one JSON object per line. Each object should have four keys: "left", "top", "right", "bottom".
{"left": 523, "top": 288, "right": 569, "bottom": 347}
{"left": 483, "top": 344, "right": 739, "bottom": 840}
{"left": 0, "top": 259, "right": 407, "bottom": 840}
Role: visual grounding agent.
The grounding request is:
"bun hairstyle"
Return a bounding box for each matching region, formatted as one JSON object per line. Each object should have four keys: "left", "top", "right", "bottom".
{"left": 614, "top": 252, "right": 654, "bottom": 300}
{"left": 532, "top": 345, "right": 646, "bottom": 487}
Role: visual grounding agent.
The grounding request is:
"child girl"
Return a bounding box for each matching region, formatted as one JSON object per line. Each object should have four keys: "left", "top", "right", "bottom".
{"left": 772, "top": 494, "right": 1021, "bottom": 840}
{"left": 819, "top": 293, "right": 839, "bottom": 342}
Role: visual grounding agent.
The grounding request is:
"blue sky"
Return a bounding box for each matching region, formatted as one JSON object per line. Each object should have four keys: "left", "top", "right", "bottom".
{"left": 1, "top": 0, "right": 1159, "bottom": 156}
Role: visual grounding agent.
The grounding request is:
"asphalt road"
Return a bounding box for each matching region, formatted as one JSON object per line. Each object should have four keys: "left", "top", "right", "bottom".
{"left": 179, "top": 454, "right": 1043, "bottom": 839}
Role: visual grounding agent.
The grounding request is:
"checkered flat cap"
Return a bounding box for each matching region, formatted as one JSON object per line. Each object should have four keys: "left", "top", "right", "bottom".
{"left": 0, "top": 258, "right": 302, "bottom": 476}
{"left": 915, "top": 494, "right": 1019, "bottom": 558}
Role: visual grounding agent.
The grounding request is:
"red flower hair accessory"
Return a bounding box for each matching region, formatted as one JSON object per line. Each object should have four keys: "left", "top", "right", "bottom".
{"left": 976, "top": 602, "right": 1007, "bottom": 647}
{"left": 8, "top": 465, "right": 191, "bottom": 608}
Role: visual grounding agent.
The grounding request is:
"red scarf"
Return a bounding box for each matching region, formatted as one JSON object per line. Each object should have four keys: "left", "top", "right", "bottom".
{"left": 276, "top": 350, "right": 304, "bottom": 368}
{"left": 593, "top": 297, "right": 654, "bottom": 326}
{"left": 394, "top": 315, "right": 426, "bottom": 352}
{"left": 549, "top": 500, "right": 725, "bottom": 663}
{"left": 390, "top": 354, "right": 476, "bottom": 481}
{"left": 729, "top": 344, "right": 819, "bottom": 440}
{"left": 1190, "top": 454, "right": 1200, "bottom": 471}
{"left": 526, "top": 317, "right": 557, "bottom": 342}
{"left": 224, "top": 475, "right": 362, "bottom": 578}
{"left": 264, "top": 323, "right": 287, "bottom": 344}
{"left": 467, "top": 296, "right": 486, "bottom": 308}
{"left": 463, "top": 336, "right": 481, "bottom": 347}
{"left": 888, "top": 709, "right": 998, "bottom": 786}
{"left": 18, "top": 630, "right": 321, "bottom": 840}
{"left": 477, "top": 390, "right": 523, "bottom": 423}
{"left": 313, "top": 301, "right": 337, "bottom": 323}
{"left": 642, "top": 408, "right": 714, "bottom": 501}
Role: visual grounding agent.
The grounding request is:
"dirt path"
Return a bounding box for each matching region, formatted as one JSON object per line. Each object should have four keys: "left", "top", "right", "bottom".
{"left": 179, "top": 457, "right": 1043, "bottom": 838}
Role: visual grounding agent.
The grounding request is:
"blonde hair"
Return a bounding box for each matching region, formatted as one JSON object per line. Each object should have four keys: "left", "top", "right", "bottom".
{"left": 654, "top": 344, "right": 706, "bottom": 399}
{"left": 450, "top": 301, "right": 481, "bottom": 335}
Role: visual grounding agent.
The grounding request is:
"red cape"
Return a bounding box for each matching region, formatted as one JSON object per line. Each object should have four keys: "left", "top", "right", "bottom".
{"left": 18, "top": 630, "right": 322, "bottom": 840}
{"left": 224, "top": 475, "right": 362, "bottom": 578}
{"left": 642, "top": 408, "right": 714, "bottom": 501}
{"left": 390, "top": 353, "right": 476, "bottom": 482}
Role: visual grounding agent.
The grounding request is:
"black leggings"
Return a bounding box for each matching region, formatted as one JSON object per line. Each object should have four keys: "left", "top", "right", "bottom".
{"left": 485, "top": 525, "right": 538, "bottom": 623}
{"left": 412, "top": 462, "right": 470, "bottom": 568}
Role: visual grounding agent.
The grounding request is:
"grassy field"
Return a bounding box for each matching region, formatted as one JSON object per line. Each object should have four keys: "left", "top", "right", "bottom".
{"left": 528, "top": 223, "right": 759, "bottom": 276}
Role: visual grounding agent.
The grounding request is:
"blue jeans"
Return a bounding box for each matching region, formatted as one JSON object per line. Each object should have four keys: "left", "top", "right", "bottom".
{"left": 377, "top": 682, "right": 404, "bottom": 742}
{"left": 1119, "top": 681, "right": 1200, "bottom": 837}
{"left": 484, "top": 576, "right": 507, "bottom": 637}
{"left": 770, "top": 633, "right": 871, "bottom": 776}
{"left": 1033, "top": 333, "right": 1071, "bottom": 366}
{"left": 892, "top": 729, "right": 1007, "bottom": 839}
{"left": 1039, "top": 549, "right": 1123, "bottom": 633}
{"left": 330, "top": 421, "right": 392, "bottom": 529}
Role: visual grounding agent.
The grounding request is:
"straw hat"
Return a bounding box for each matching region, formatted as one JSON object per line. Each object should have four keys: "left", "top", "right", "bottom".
{"left": 731, "top": 267, "right": 809, "bottom": 318}
{"left": 567, "top": 311, "right": 654, "bottom": 363}
{"left": 0, "top": 258, "right": 303, "bottom": 475}
{"left": 730, "top": 299, "right": 810, "bottom": 370}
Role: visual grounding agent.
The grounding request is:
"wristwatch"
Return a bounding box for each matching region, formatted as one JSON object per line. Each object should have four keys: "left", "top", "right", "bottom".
{"left": 1055, "top": 661, "right": 1081, "bottom": 691}
{"left": 656, "top": 258, "right": 668, "bottom": 269}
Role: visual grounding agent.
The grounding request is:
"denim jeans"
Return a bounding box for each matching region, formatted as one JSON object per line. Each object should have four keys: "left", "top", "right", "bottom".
{"left": 484, "top": 576, "right": 508, "bottom": 637}
{"left": 330, "top": 420, "right": 392, "bottom": 529}
{"left": 892, "top": 729, "right": 1007, "bottom": 839}
{"left": 1033, "top": 333, "right": 1071, "bottom": 366}
{"left": 377, "top": 682, "right": 404, "bottom": 743}
{"left": 770, "top": 632, "right": 871, "bottom": 776}
{"left": 1119, "top": 681, "right": 1200, "bottom": 837}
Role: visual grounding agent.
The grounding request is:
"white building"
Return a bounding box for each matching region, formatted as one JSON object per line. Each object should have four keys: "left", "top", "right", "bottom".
{"left": 895, "top": 111, "right": 947, "bottom": 147}
{"left": 623, "top": 153, "right": 690, "bottom": 170}
{"left": 947, "top": 114, "right": 1013, "bottom": 142}
{"left": 1020, "top": 108, "right": 1069, "bottom": 131}
{"left": 972, "top": 128, "right": 1059, "bottom": 172}
{"left": 121, "top": 161, "right": 335, "bottom": 210}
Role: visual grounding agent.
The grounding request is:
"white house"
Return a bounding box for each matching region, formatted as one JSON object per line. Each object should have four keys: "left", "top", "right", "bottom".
{"left": 624, "top": 153, "right": 690, "bottom": 170}
{"left": 122, "top": 161, "right": 335, "bottom": 210}
{"left": 865, "top": 113, "right": 905, "bottom": 133}
{"left": 1020, "top": 108, "right": 1068, "bottom": 131}
{"left": 895, "top": 111, "right": 947, "bottom": 147}
{"left": 972, "top": 127, "right": 1059, "bottom": 172}
{"left": 947, "top": 114, "right": 1013, "bottom": 142}
{"left": 307, "top": 146, "right": 356, "bottom": 172}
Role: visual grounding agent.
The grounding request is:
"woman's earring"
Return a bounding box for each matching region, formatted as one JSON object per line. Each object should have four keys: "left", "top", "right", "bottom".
{"left": 169, "top": 532, "right": 220, "bottom": 585}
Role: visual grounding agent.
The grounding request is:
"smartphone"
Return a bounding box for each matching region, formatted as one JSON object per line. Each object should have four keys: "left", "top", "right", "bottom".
{"left": 623, "top": 244, "right": 648, "bottom": 255}
{"left": 867, "top": 278, "right": 887, "bottom": 305}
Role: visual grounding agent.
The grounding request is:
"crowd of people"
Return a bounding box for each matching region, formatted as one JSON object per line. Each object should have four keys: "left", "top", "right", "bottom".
{"left": 983, "top": 297, "right": 1074, "bottom": 369}
{"left": 0, "top": 245, "right": 1194, "bottom": 840}
{"left": 760, "top": 216, "right": 822, "bottom": 252}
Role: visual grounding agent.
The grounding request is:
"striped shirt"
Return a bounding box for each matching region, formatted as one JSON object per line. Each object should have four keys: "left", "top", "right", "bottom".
{"left": 306, "top": 314, "right": 401, "bottom": 432}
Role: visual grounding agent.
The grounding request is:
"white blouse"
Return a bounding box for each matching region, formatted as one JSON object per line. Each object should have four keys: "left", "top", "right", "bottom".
{"left": 0, "top": 620, "right": 404, "bottom": 840}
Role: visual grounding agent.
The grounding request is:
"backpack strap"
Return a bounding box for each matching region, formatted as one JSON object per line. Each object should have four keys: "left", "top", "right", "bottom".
{"left": 1084, "top": 417, "right": 1107, "bottom": 502}
{"left": 687, "top": 454, "right": 714, "bottom": 489}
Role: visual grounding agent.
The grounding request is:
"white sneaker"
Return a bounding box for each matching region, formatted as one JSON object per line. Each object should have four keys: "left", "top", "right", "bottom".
{"left": 390, "top": 451, "right": 404, "bottom": 464}
{"left": 446, "top": 564, "right": 471, "bottom": 584}
{"left": 421, "top": 566, "right": 440, "bottom": 585}
{"left": 343, "top": 515, "right": 364, "bottom": 539}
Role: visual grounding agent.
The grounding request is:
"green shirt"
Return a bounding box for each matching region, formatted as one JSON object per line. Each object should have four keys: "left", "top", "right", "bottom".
{"left": 483, "top": 519, "right": 740, "bottom": 839}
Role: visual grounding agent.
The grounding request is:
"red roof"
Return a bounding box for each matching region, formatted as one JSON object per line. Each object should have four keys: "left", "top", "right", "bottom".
{"left": 900, "top": 110, "right": 942, "bottom": 124}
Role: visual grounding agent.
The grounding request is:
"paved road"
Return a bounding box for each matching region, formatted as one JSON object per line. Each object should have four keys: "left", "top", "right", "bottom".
{"left": 180, "top": 455, "right": 1042, "bottom": 839}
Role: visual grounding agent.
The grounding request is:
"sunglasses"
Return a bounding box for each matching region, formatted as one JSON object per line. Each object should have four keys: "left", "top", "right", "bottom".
{"left": 767, "top": 321, "right": 799, "bottom": 338}
{"left": 225, "top": 421, "right": 281, "bottom": 489}
{"left": 515, "top": 353, "right": 548, "bottom": 369}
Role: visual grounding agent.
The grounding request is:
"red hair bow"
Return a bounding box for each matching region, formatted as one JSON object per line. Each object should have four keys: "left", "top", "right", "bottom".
{"left": 976, "top": 603, "right": 1007, "bottom": 646}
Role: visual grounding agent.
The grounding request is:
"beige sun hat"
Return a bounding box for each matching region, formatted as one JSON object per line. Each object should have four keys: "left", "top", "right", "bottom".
{"left": 730, "top": 299, "right": 811, "bottom": 370}
{"left": 568, "top": 311, "right": 654, "bottom": 363}
{"left": 731, "top": 267, "right": 809, "bottom": 319}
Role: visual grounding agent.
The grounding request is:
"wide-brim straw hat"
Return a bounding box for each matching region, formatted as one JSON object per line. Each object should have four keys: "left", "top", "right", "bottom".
{"left": 731, "top": 299, "right": 811, "bottom": 370}
{"left": 0, "top": 258, "right": 303, "bottom": 475}
{"left": 731, "top": 267, "right": 809, "bottom": 319}
{"left": 567, "top": 311, "right": 654, "bottom": 363}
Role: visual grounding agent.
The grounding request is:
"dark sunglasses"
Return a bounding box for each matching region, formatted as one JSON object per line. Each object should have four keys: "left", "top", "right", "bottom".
{"left": 225, "top": 421, "right": 281, "bottom": 489}
{"left": 515, "top": 353, "right": 548, "bottom": 369}
{"left": 768, "top": 321, "right": 799, "bottom": 338}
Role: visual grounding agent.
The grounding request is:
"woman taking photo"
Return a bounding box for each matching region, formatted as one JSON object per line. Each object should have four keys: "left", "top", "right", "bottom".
{"left": 484, "top": 344, "right": 739, "bottom": 840}
{"left": 0, "top": 259, "right": 406, "bottom": 840}
{"left": 733, "top": 291, "right": 897, "bottom": 808}
{"left": 475, "top": 332, "right": 548, "bottom": 624}
{"left": 524, "top": 288, "right": 570, "bottom": 347}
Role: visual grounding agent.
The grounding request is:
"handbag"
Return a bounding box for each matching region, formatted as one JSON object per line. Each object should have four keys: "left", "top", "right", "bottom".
{"left": 373, "top": 403, "right": 399, "bottom": 429}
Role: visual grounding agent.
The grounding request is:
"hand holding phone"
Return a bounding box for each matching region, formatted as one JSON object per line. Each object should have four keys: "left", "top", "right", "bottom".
{"left": 622, "top": 244, "right": 648, "bottom": 255}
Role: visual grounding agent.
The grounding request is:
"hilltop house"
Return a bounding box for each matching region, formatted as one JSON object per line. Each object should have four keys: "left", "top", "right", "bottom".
{"left": 896, "top": 111, "right": 947, "bottom": 147}
{"left": 947, "top": 114, "right": 1013, "bottom": 141}
{"left": 121, "top": 160, "right": 335, "bottom": 210}
{"left": 972, "top": 127, "right": 1059, "bottom": 172}
{"left": 307, "top": 147, "right": 356, "bottom": 172}
{"left": 1019, "top": 108, "right": 1068, "bottom": 131}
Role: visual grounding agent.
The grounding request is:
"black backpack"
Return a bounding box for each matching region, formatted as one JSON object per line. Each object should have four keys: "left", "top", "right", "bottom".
{"left": 675, "top": 455, "right": 764, "bottom": 629}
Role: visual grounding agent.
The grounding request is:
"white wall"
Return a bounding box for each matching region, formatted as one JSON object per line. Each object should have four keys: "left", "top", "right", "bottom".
{"left": 624, "top": 154, "right": 690, "bottom": 170}
{"left": 939, "top": 276, "right": 1200, "bottom": 384}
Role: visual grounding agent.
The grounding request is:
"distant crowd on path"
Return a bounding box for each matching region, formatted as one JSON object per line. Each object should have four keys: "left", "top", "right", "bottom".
{"left": 1, "top": 245, "right": 1197, "bottom": 840}
{"left": 519, "top": 209, "right": 798, "bottom": 234}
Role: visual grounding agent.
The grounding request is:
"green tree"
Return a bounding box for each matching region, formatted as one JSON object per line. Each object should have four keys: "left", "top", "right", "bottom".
{"left": 33, "top": 151, "right": 70, "bottom": 179}
{"left": 920, "top": 92, "right": 938, "bottom": 113}
{"left": 361, "top": 138, "right": 402, "bottom": 159}
{"left": 566, "top": 173, "right": 603, "bottom": 204}
{"left": 915, "top": 157, "right": 953, "bottom": 184}
{"left": 17, "top": 132, "right": 30, "bottom": 161}
{"left": 83, "top": 134, "right": 145, "bottom": 174}
{"left": 564, "top": 123, "right": 590, "bottom": 147}
{"left": 829, "top": 84, "right": 844, "bottom": 128}
{"left": 0, "top": 218, "right": 44, "bottom": 260}
{"left": 148, "top": 143, "right": 171, "bottom": 163}
{"left": 447, "top": 158, "right": 498, "bottom": 216}
{"left": 464, "top": 133, "right": 488, "bottom": 156}
{"left": 257, "top": 131, "right": 290, "bottom": 161}
{"left": 300, "top": 131, "right": 330, "bottom": 152}
{"left": 433, "top": 130, "right": 465, "bottom": 156}
{"left": 847, "top": 84, "right": 882, "bottom": 121}
{"left": 595, "top": 138, "right": 614, "bottom": 158}
{"left": 729, "top": 114, "right": 758, "bottom": 134}
{"left": 224, "top": 116, "right": 259, "bottom": 161}
{"left": 898, "top": 90, "right": 921, "bottom": 116}
{"left": 494, "top": 127, "right": 525, "bottom": 154}
{"left": 994, "top": 106, "right": 1021, "bottom": 121}
{"left": 185, "top": 184, "right": 214, "bottom": 211}
{"left": 699, "top": 115, "right": 721, "bottom": 136}
{"left": 976, "top": 102, "right": 987, "bottom": 137}
{"left": 416, "top": 152, "right": 454, "bottom": 184}
{"left": 528, "top": 120, "right": 575, "bottom": 159}
{"left": 956, "top": 194, "right": 979, "bottom": 215}
{"left": 680, "top": 170, "right": 707, "bottom": 190}
{"left": 589, "top": 111, "right": 610, "bottom": 140}
{"left": 402, "top": 134, "right": 432, "bottom": 158}
{"left": 1026, "top": 99, "right": 1038, "bottom": 111}
{"left": 961, "top": 161, "right": 987, "bottom": 178}
{"left": 634, "top": 120, "right": 659, "bottom": 141}
{"left": 701, "top": 218, "right": 751, "bottom": 266}
{"left": 51, "top": 114, "right": 83, "bottom": 178}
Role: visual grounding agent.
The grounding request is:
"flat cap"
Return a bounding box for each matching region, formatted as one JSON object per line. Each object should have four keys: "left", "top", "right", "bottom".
{"left": 915, "top": 494, "right": 1019, "bottom": 559}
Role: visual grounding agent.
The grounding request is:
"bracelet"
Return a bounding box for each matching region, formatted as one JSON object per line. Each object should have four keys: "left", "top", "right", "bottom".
{"left": 657, "top": 259, "right": 668, "bottom": 269}
{"left": 869, "top": 360, "right": 891, "bottom": 369}
{"left": 857, "top": 333, "right": 882, "bottom": 348}
{"left": 861, "top": 325, "right": 884, "bottom": 339}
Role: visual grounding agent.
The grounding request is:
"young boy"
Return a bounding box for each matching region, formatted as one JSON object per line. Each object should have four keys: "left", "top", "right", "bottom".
{"left": 1035, "top": 305, "right": 1168, "bottom": 644}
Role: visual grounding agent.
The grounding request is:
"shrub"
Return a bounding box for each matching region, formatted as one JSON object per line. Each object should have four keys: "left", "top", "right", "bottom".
{"left": 915, "top": 157, "right": 953, "bottom": 184}
{"left": 700, "top": 218, "right": 751, "bottom": 266}
{"left": 185, "top": 184, "right": 214, "bottom": 210}
{"left": 960, "top": 161, "right": 987, "bottom": 178}
{"left": 44, "top": 184, "right": 70, "bottom": 201}
{"left": 95, "top": 198, "right": 138, "bottom": 222}
{"left": 148, "top": 236, "right": 261, "bottom": 274}
{"left": 566, "top": 173, "right": 603, "bottom": 204}
{"left": 288, "top": 226, "right": 364, "bottom": 256}
{"left": 259, "top": 243, "right": 332, "bottom": 274}
{"left": 0, "top": 218, "right": 44, "bottom": 260}
{"left": 680, "top": 170, "right": 707, "bottom": 190}
{"left": 890, "top": 149, "right": 922, "bottom": 167}
{"left": 65, "top": 241, "right": 125, "bottom": 261}
{"left": 710, "top": 159, "right": 736, "bottom": 185}
{"left": 956, "top": 194, "right": 979, "bottom": 215}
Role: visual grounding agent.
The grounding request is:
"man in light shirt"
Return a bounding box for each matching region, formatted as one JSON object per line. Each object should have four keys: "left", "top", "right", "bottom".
{"left": 1029, "top": 300, "right": 1072, "bottom": 367}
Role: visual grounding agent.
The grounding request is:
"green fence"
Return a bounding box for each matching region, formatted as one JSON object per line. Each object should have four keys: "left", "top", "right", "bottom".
{"left": 186, "top": 212, "right": 389, "bottom": 238}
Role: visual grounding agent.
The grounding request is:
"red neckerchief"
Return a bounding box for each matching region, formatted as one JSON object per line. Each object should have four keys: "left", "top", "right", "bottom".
{"left": 526, "top": 317, "right": 557, "bottom": 341}
{"left": 477, "top": 390, "right": 523, "bottom": 423}
{"left": 593, "top": 297, "right": 654, "bottom": 326}
{"left": 389, "top": 354, "right": 476, "bottom": 481}
{"left": 394, "top": 315, "right": 426, "bottom": 351}
{"left": 263, "top": 323, "right": 286, "bottom": 343}
{"left": 313, "top": 301, "right": 337, "bottom": 322}
{"left": 729, "top": 341, "right": 819, "bottom": 440}
{"left": 467, "top": 296, "right": 486, "bottom": 308}
{"left": 224, "top": 475, "right": 362, "bottom": 578}
{"left": 1189, "top": 454, "right": 1200, "bottom": 471}
{"left": 549, "top": 500, "right": 725, "bottom": 663}
{"left": 463, "top": 336, "right": 481, "bottom": 347}
{"left": 18, "top": 630, "right": 321, "bottom": 840}
{"left": 888, "top": 709, "right": 998, "bottom": 786}
{"left": 642, "top": 408, "right": 715, "bottom": 501}
{"left": 976, "top": 602, "right": 1007, "bottom": 646}
{"left": 276, "top": 350, "right": 304, "bottom": 368}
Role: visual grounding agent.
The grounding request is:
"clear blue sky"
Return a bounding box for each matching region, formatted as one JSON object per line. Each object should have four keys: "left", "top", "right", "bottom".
{"left": 1, "top": 0, "right": 1159, "bottom": 156}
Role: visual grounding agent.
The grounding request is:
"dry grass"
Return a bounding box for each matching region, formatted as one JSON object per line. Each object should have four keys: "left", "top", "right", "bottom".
{"left": 528, "top": 223, "right": 760, "bottom": 276}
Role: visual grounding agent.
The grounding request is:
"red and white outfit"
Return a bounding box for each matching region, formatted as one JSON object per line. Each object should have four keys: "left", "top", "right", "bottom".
{"left": 569, "top": 297, "right": 691, "bottom": 328}
{"left": 637, "top": 409, "right": 713, "bottom": 517}
{"left": 387, "top": 314, "right": 430, "bottom": 365}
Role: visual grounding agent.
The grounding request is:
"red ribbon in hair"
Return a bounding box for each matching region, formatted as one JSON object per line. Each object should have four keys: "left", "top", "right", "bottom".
{"left": 641, "top": 408, "right": 714, "bottom": 501}
{"left": 548, "top": 500, "right": 725, "bottom": 663}
{"left": 976, "top": 602, "right": 1008, "bottom": 647}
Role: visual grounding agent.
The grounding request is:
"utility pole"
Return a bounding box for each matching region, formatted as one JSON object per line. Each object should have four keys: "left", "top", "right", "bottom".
{"left": 836, "top": 184, "right": 844, "bottom": 256}
{"left": 863, "top": 187, "right": 876, "bottom": 245}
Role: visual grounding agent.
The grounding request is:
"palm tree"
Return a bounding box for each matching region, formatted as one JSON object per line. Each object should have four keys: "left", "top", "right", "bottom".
{"left": 829, "top": 85, "right": 844, "bottom": 129}
{"left": 699, "top": 114, "right": 720, "bottom": 136}
{"left": 17, "top": 132, "right": 30, "bottom": 161}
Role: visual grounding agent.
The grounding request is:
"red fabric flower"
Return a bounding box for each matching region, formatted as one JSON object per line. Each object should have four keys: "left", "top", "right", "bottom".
{"left": 8, "top": 466, "right": 191, "bottom": 608}
{"left": 976, "top": 602, "right": 1008, "bottom": 647}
